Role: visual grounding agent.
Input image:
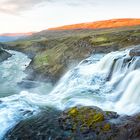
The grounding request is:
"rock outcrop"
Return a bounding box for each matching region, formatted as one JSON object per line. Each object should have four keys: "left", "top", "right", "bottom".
{"left": 5, "top": 106, "right": 140, "bottom": 140}
{"left": 129, "top": 46, "right": 140, "bottom": 56}
{"left": 0, "top": 46, "right": 11, "bottom": 62}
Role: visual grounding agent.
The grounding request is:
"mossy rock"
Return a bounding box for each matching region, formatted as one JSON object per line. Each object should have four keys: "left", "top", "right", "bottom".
{"left": 8, "top": 106, "right": 140, "bottom": 140}
{"left": 59, "top": 106, "right": 117, "bottom": 134}
{"left": 103, "top": 123, "right": 111, "bottom": 131}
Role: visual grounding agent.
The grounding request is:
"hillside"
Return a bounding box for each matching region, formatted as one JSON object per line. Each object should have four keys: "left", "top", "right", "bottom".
{"left": 5, "top": 24, "right": 140, "bottom": 83}
{"left": 49, "top": 19, "right": 140, "bottom": 30}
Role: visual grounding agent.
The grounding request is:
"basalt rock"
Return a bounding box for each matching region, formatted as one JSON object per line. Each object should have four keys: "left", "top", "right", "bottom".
{"left": 0, "top": 47, "right": 11, "bottom": 63}
{"left": 5, "top": 106, "right": 140, "bottom": 140}
{"left": 129, "top": 47, "right": 140, "bottom": 56}
{"left": 5, "top": 106, "right": 120, "bottom": 140}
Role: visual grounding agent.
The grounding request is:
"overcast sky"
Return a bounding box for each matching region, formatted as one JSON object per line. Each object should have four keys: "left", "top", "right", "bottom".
{"left": 0, "top": 0, "right": 140, "bottom": 33}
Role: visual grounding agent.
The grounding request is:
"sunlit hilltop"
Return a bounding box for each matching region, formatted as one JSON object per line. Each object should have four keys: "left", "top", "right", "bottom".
{"left": 49, "top": 18, "right": 140, "bottom": 30}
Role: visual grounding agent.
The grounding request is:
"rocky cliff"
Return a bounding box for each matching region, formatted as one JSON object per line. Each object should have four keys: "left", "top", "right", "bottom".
{"left": 5, "top": 25, "right": 140, "bottom": 83}
{"left": 0, "top": 44, "right": 11, "bottom": 62}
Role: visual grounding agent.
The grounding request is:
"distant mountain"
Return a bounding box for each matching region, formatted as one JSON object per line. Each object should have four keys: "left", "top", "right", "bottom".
{"left": 49, "top": 18, "right": 140, "bottom": 30}
{"left": 0, "top": 32, "right": 33, "bottom": 42}
{"left": 0, "top": 36, "right": 23, "bottom": 42}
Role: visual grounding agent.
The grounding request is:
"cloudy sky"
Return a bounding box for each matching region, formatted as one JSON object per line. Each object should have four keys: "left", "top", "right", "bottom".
{"left": 0, "top": 0, "right": 139, "bottom": 33}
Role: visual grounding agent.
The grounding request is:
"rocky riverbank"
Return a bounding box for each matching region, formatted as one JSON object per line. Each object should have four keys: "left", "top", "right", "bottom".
{"left": 0, "top": 46, "right": 11, "bottom": 63}
{"left": 5, "top": 106, "right": 140, "bottom": 140}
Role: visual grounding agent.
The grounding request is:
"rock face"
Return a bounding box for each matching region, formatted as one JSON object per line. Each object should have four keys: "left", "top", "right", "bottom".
{"left": 58, "top": 106, "right": 119, "bottom": 140}
{"left": 114, "top": 114, "right": 140, "bottom": 140}
{"left": 4, "top": 106, "right": 140, "bottom": 140}
{"left": 0, "top": 47, "right": 11, "bottom": 62}
{"left": 5, "top": 26, "right": 140, "bottom": 83}
{"left": 129, "top": 46, "right": 140, "bottom": 56}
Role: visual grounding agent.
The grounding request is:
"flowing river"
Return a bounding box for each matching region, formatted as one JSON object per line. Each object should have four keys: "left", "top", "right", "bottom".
{"left": 0, "top": 48, "right": 140, "bottom": 139}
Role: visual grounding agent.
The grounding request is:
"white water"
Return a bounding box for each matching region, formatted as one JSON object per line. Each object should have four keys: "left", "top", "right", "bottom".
{"left": 0, "top": 50, "right": 32, "bottom": 97}
{"left": 0, "top": 50, "right": 39, "bottom": 139}
{"left": 43, "top": 50, "right": 140, "bottom": 114}
{"left": 0, "top": 48, "right": 140, "bottom": 139}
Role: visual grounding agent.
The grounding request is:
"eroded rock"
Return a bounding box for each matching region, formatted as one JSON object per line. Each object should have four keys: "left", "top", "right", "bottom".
{"left": 0, "top": 48, "right": 11, "bottom": 63}
{"left": 5, "top": 106, "right": 120, "bottom": 140}
{"left": 129, "top": 46, "right": 140, "bottom": 57}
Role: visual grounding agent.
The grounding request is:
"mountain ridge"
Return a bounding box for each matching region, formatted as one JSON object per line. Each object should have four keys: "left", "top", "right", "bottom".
{"left": 0, "top": 32, "right": 33, "bottom": 37}
{"left": 49, "top": 18, "right": 140, "bottom": 30}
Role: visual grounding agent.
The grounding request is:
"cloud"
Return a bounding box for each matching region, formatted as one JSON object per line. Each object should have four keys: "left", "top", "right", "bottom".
{"left": 47, "top": 0, "right": 98, "bottom": 7}
{"left": 0, "top": 0, "right": 138, "bottom": 15}
{"left": 0, "top": 0, "right": 98, "bottom": 14}
{"left": 0, "top": 0, "right": 47, "bottom": 14}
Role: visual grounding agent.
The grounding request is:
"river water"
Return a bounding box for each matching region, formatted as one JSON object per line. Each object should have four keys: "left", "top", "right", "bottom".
{"left": 0, "top": 48, "right": 140, "bottom": 139}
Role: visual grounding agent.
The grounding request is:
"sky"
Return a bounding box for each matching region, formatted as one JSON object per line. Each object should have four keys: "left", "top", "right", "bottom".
{"left": 0, "top": 0, "right": 140, "bottom": 33}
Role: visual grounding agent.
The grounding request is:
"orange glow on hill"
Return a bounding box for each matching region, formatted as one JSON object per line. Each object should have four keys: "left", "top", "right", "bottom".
{"left": 49, "top": 19, "right": 140, "bottom": 30}
{"left": 0, "top": 32, "right": 34, "bottom": 37}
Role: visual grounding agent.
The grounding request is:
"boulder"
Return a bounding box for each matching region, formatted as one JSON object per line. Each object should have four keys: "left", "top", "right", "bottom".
{"left": 0, "top": 48, "right": 11, "bottom": 62}
{"left": 129, "top": 46, "right": 140, "bottom": 56}
{"left": 5, "top": 106, "right": 119, "bottom": 140}
{"left": 5, "top": 106, "right": 140, "bottom": 140}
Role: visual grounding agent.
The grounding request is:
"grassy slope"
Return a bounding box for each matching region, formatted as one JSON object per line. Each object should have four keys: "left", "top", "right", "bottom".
{"left": 5, "top": 26, "right": 140, "bottom": 83}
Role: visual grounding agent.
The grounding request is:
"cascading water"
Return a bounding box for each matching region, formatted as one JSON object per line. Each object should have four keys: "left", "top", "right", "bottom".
{"left": 30, "top": 49, "right": 140, "bottom": 115}
{"left": 0, "top": 50, "right": 31, "bottom": 97}
{"left": 15, "top": 49, "right": 140, "bottom": 115}
{"left": 1, "top": 48, "right": 140, "bottom": 139}
{"left": 44, "top": 49, "right": 140, "bottom": 114}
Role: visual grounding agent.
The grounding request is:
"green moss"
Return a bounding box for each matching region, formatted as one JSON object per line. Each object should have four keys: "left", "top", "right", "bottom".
{"left": 34, "top": 53, "right": 49, "bottom": 67}
{"left": 131, "top": 32, "right": 140, "bottom": 37}
{"left": 68, "top": 107, "right": 78, "bottom": 117}
{"left": 91, "top": 36, "right": 108, "bottom": 43}
{"left": 58, "top": 106, "right": 116, "bottom": 136}
{"left": 93, "top": 113, "right": 104, "bottom": 122}
{"left": 102, "top": 123, "right": 111, "bottom": 131}
{"left": 67, "top": 107, "right": 105, "bottom": 129}
{"left": 99, "top": 42, "right": 115, "bottom": 47}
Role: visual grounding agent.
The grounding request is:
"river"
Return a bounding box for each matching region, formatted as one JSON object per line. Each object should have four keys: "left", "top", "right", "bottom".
{"left": 0, "top": 48, "right": 140, "bottom": 139}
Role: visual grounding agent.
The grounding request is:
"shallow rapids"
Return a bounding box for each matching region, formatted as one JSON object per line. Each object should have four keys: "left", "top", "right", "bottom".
{"left": 0, "top": 50, "right": 32, "bottom": 97}
{"left": 0, "top": 50, "right": 40, "bottom": 139}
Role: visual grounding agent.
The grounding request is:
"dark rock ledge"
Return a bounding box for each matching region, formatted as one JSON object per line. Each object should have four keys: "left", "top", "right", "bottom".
{"left": 129, "top": 45, "right": 140, "bottom": 57}
{"left": 4, "top": 106, "right": 140, "bottom": 140}
{"left": 0, "top": 47, "right": 12, "bottom": 63}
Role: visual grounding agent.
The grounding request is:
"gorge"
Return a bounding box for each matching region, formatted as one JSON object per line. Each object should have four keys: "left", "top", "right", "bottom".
{"left": 0, "top": 46, "right": 140, "bottom": 139}
{"left": 0, "top": 19, "right": 140, "bottom": 139}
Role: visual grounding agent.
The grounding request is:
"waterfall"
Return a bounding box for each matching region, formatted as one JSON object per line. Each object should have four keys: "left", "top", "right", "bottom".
{"left": 20, "top": 49, "right": 140, "bottom": 115}
{"left": 44, "top": 49, "right": 140, "bottom": 114}
{"left": 0, "top": 48, "right": 140, "bottom": 139}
